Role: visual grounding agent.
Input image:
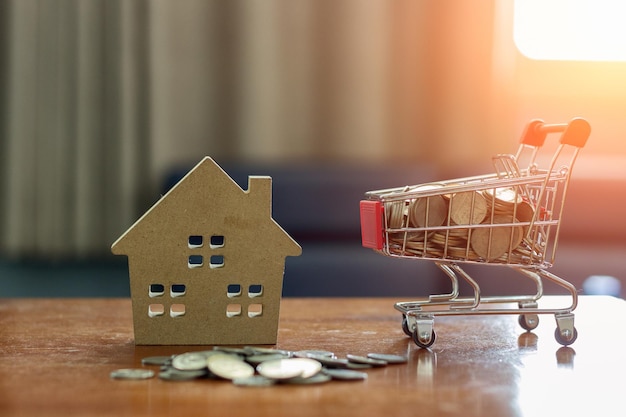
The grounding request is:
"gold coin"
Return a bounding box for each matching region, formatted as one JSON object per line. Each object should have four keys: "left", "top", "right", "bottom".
{"left": 449, "top": 192, "right": 488, "bottom": 225}
{"left": 483, "top": 187, "right": 523, "bottom": 205}
{"left": 389, "top": 232, "right": 426, "bottom": 246}
{"left": 409, "top": 195, "right": 448, "bottom": 228}
{"left": 443, "top": 226, "right": 471, "bottom": 239}
{"left": 429, "top": 232, "right": 466, "bottom": 248}
{"left": 442, "top": 245, "right": 480, "bottom": 261}
{"left": 385, "top": 201, "right": 405, "bottom": 228}
{"left": 470, "top": 216, "right": 524, "bottom": 261}
{"left": 513, "top": 200, "right": 535, "bottom": 223}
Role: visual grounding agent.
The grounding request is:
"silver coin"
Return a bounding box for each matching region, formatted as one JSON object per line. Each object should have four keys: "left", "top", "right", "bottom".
{"left": 256, "top": 358, "right": 322, "bottom": 380}
{"left": 245, "top": 353, "right": 290, "bottom": 365}
{"left": 194, "top": 350, "right": 224, "bottom": 358}
{"left": 323, "top": 368, "right": 368, "bottom": 381}
{"left": 172, "top": 352, "right": 209, "bottom": 371}
{"left": 282, "top": 372, "right": 332, "bottom": 385}
{"left": 141, "top": 356, "right": 173, "bottom": 366}
{"left": 110, "top": 369, "right": 155, "bottom": 380}
{"left": 293, "top": 350, "right": 335, "bottom": 359}
{"left": 346, "top": 362, "right": 372, "bottom": 370}
{"left": 306, "top": 354, "right": 350, "bottom": 369}
{"left": 158, "top": 368, "right": 207, "bottom": 381}
{"left": 367, "top": 353, "right": 408, "bottom": 364}
{"left": 243, "top": 346, "right": 291, "bottom": 356}
{"left": 207, "top": 353, "right": 255, "bottom": 380}
{"left": 346, "top": 354, "right": 387, "bottom": 367}
{"left": 232, "top": 375, "right": 277, "bottom": 387}
{"left": 212, "top": 346, "right": 248, "bottom": 355}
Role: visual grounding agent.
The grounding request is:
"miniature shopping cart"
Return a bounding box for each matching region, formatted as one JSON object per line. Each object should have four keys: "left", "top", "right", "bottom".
{"left": 360, "top": 118, "right": 591, "bottom": 348}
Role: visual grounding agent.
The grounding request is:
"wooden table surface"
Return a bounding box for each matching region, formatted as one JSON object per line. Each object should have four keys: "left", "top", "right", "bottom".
{"left": 1, "top": 296, "right": 624, "bottom": 417}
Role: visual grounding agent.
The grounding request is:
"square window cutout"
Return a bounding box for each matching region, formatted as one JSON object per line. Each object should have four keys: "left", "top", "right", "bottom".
{"left": 149, "top": 284, "right": 165, "bottom": 297}
{"left": 248, "top": 284, "right": 263, "bottom": 298}
{"left": 148, "top": 304, "right": 164, "bottom": 318}
{"left": 248, "top": 304, "right": 263, "bottom": 318}
{"left": 188, "top": 255, "right": 203, "bottom": 268}
{"left": 226, "top": 304, "right": 242, "bottom": 318}
{"left": 170, "top": 304, "right": 186, "bottom": 318}
{"left": 188, "top": 235, "right": 203, "bottom": 248}
{"left": 227, "top": 284, "right": 241, "bottom": 298}
{"left": 210, "top": 235, "right": 225, "bottom": 248}
{"left": 210, "top": 255, "right": 224, "bottom": 269}
{"left": 171, "top": 284, "right": 186, "bottom": 297}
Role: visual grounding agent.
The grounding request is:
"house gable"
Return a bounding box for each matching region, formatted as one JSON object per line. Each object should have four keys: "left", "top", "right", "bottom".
{"left": 111, "top": 157, "right": 301, "bottom": 345}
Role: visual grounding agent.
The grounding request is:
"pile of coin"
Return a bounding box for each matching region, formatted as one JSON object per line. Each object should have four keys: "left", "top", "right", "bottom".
{"left": 110, "top": 346, "right": 408, "bottom": 386}
{"left": 385, "top": 186, "right": 543, "bottom": 263}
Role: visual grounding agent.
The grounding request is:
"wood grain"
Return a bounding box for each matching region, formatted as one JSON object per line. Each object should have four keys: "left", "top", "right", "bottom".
{"left": 0, "top": 296, "right": 624, "bottom": 417}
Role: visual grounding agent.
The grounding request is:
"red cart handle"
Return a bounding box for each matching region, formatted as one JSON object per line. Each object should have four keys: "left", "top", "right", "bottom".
{"left": 520, "top": 118, "right": 590, "bottom": 149}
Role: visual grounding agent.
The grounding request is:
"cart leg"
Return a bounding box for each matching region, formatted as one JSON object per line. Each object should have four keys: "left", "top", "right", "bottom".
{"left": 430, "top": 262, "right": 460, "bottom": 302}
{"left": 449, "top": 264, "right": 481, "bottom": 309}
{"left": 411, "top": 314, "right": 436, "bottom": 349}
{"left": 536, "top": 269, "right": 579, "bottom": 312}
{"left": 513, "top": 267, "right": 544, "bottom": 302}
{"left": 554, "top": 312, "right": 577, "bottom": 346}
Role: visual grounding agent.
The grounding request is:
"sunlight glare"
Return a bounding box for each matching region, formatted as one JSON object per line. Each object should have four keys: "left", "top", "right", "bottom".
{"left": 514, "top": 0, "right": 626, "bottom": 61}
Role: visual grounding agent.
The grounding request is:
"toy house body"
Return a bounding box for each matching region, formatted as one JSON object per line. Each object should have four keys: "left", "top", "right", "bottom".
{"left": 111, "top": 157, "right": 301, "bottom": 345}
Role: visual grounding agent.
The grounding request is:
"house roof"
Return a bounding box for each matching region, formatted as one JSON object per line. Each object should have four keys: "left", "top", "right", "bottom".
{"left": 111, "top": 157, "right": 302, "bottom": 258}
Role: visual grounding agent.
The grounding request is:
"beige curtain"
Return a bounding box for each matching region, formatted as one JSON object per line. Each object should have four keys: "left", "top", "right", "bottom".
{"left": 0, "top": 0, "right": 511, "bottom": 258}
{"left": 1, "top": 0, "right": 150, "bottom": 258}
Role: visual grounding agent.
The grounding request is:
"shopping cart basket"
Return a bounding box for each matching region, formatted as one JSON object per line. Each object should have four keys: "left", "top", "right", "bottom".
{"left": 360, "top": 118, "right": 591, "bottom": 348}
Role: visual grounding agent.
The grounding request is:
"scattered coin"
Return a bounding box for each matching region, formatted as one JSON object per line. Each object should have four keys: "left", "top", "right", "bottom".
{"left": 232, "top": 375, "right": 277, "bottom": 387}
{"left": 345, "top": 362, "right": 372, "bottom": 370}
{"left": 110, "top": 369, "right": 155, "bottom": 380}
{"left": 245, "top": 353, "right": 290, "bottom": 365}
{"left": 282, "top": 372, "right": 331, "bottom": 385}
{"left": 323, "top": 368, "right": 369, "bottom": 381}
{"left": 172, "top": 352, "right": 209, "bottom": 371}
{"left": 113, "top": 347, "right": 408, "bottom": 387}
{"left": 158, "top": 368, "right": 207, "bottom": 381}
{"left": 207, "top": 353, "right": 255, "bottom": 380}
{"left": 346, "top": 354, "right": 387, "bottom": 367}
{"left": 212, "top": 346, "right": 248, "bottom": 355}
{"left": 256, "top": 358, "right": 322, "bottom": 380}
{"left": 243, "top": 346, "right": 292, "bottom": 356}
{"left": 293, "top": 349, "right": 335, "bottom": 358}
{"left": 305, "top": 354, "right": 350, "bottom": 369}
{"left": 141, "top": 356, "right": 172, "bottom": 366}
{"left": 366, "top": 353, "right": 408, "bottom": 364}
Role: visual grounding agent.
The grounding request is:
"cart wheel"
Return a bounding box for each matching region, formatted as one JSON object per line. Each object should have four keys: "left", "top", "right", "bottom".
{"left": 554, "top": 326, "right": 578, "bottom": 346}
{"left": 518, "top": 313, "right": 539, "bottom": 331}
{"left": 412, "top": 329, "right": 436, "bottom": 349}
{"left": 401, "top": 315, "right": 413, "bottom": 337}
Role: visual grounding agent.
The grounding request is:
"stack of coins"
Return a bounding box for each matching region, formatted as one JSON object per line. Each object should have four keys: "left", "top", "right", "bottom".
{"left": 110, "top": 346, "right": 408, "bottom": 386}
{"left": 386, "top": 186, "right": 541, "bottom": 263}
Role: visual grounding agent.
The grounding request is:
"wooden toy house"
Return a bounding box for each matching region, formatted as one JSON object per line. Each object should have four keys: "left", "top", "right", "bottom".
{"left": 111, "top": 157, "right": 302, "bottom": 345}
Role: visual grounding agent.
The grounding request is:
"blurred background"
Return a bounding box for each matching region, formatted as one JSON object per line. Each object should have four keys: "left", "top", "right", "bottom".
{"left": 1, "top": 0, "right": 624, "bottom": 297}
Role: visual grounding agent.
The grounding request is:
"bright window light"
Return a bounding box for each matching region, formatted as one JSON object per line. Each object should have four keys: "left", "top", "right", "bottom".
{"left": 514, "top": 0, "right": 626, "bottom": 61}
